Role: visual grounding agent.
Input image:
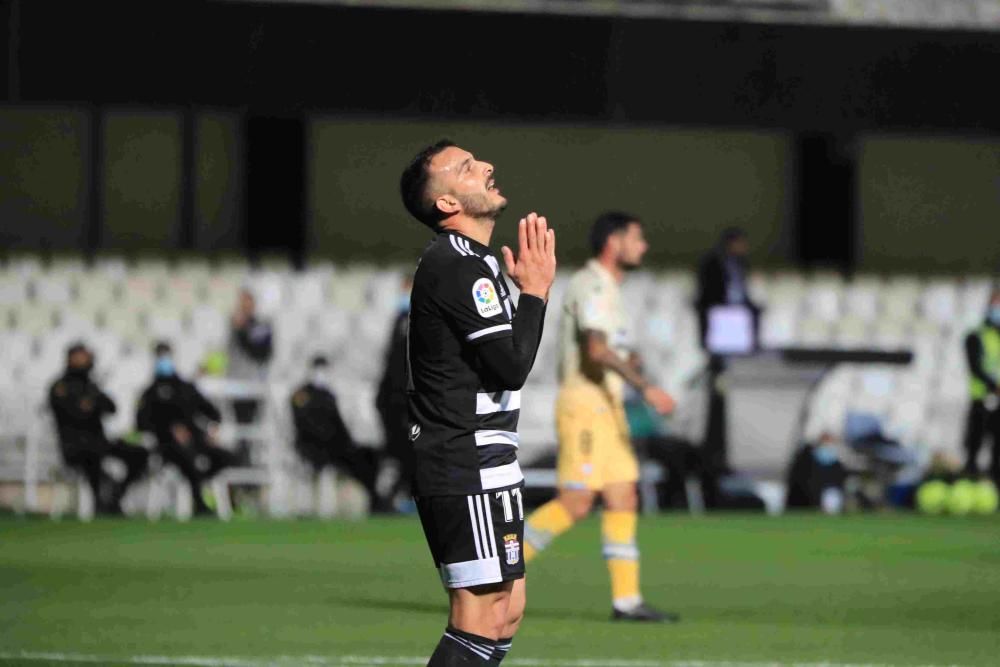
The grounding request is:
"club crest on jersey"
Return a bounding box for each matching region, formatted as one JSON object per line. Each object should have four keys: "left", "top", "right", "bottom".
{"left": 409, "top": 424, "right": 421, "bottom": 441}
{"left": 503, "top": 533, "right": 521, "bottom": 565}
{"left": 472, "top": 278, "right": 503, "bottom": 318}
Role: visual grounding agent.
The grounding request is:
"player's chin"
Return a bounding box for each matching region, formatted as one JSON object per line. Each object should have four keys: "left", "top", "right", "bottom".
{"left": 492, "top": 195, "right": 509, "bottom": 215}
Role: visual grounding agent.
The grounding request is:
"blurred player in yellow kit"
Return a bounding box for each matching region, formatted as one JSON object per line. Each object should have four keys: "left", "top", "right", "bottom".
{"left": 523, "top": 211, "right": 680, "bottom": 622}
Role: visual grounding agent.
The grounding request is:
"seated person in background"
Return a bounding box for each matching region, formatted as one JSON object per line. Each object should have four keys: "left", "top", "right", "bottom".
{"left": 136, "top": 342, "right": 242, "bottom": 516}
{"left": 48, "top": 342, "right": 148, "bottom": 515}
{"left": 376, "top": 275, "right": 415, "bottom": 506}
{"left": 623, "top": 357, "right": 700, "bottom": 510}
{"left": 290, "top": 356, "right": 390, "bottom": 513}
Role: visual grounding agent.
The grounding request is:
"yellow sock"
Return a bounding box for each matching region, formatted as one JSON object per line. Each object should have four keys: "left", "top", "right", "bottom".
{"left": 523, "top": 499, "right": 575, "bottom": 562}
{"left": 602, "top": 510, "right": 641, "bottom": 609}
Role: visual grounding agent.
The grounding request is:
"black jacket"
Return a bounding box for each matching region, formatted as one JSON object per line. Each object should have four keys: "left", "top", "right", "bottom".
{"left": 965, "top": 325, "right": 1000, "bottom": 396}
{"left": 48, "top": 370, "right": 115, "bottom": 450}
{"left": 696, "top": 250, "right": 753, "bottom": 312}
{"left": 136, "top": 375, "right": 222, "bottom": 445}
{"left": 290, "top": 383, "right": 354, "bottom": 447}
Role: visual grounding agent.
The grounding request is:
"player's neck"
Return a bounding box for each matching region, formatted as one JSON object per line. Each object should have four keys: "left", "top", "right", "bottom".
{"left": 595, "top": 255, "right": 625, "bottom": 283}
{"left": 439, "top": 216, "right": 494, "bottom": 247}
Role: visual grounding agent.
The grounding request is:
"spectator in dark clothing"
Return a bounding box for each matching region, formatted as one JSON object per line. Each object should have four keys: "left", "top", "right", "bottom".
{"left": 375, "top": 276, "right": 414, "bottom": 503}
{"left": 228, "top": 288, "right": 273, "bottom": 426}
{"left": 963, "top": 287, "right": 1000, "bottom": 482}
{"left": 694, "top": 228, "right": 761, "bottom": 485}
{"left": 695, "top": 227, "right": 760, "bottom": 348}
{"left": 48, "top": 343, "right": 148, "bottom": 515}
{"left": 137, "top": 342, "right": 241, "bottom": 516}
{"left": 291, "top": 356, "right": 389, "bottom": 512}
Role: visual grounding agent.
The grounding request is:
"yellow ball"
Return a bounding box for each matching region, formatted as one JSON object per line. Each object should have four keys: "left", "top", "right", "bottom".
{"left": 202, "top": 351, "right": 228, "bottom": 377}
{"left": 916, "top": 481, "right": 948, "bottom": 515}
{"left": 946, "top": 480, "right": 976, "bottom": 516}
{"left": 973, "top": 481, "right": 999, "bottom": 515}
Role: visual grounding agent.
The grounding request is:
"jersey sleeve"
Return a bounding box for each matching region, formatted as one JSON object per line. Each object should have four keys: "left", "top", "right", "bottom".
{"left": 440, "top": 257, "right": 513, "bottom": 346}
{"left": 575, "top": 276, "right": 616, "bottom": 335}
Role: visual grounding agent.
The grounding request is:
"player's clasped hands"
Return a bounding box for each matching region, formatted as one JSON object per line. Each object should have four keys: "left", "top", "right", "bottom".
{"left": 502, "top": 212, "right": 557, "bottom": 301}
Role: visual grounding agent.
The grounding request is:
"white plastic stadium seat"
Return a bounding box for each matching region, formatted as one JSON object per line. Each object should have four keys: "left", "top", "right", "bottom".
{"left": 919, "top": 280, "right": 959, "bottom": 329}
{"left": 843, "top": 277, "right": 882, "bottom": 322}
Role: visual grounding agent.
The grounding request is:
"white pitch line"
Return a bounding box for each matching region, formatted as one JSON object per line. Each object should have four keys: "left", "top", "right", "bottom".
{"left": 0, "top": 652, "right": 969, "bottom": 667}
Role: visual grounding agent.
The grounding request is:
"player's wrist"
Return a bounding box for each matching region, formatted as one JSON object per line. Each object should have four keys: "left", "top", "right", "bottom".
{"left": 521, "top": 286, "right": 549, "bottom": 302}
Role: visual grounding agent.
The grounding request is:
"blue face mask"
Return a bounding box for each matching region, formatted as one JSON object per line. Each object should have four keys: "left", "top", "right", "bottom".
{"left": 397, "top": 294, "right": 411, "bottom": 314}
{"left": 989, "top": 306, "right": 1000, "bottom": 326}
{"left": 155, "top": 356, "right": 175, "bottom": 377}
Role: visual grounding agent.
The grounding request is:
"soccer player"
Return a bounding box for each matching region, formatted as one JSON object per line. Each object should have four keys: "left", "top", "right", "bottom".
{"left": 522, "top": 211, "right": 680, "bottom": 622}
{"left": 400, "top": 140, "right": 556, "bottom": 666}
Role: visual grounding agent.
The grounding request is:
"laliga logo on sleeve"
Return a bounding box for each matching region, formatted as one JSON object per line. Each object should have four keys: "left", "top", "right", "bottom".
{"left": 472, "top": 278, "right": 504, "bottom": 318}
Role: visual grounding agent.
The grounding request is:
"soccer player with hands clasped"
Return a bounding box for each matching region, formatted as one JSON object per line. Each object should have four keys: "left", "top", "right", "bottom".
{"left": 400, "top": 140, "right": 556, "bottom": 666}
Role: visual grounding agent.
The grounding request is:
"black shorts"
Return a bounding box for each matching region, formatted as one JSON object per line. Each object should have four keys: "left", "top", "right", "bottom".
{"left": 416, "top": 482, "right": 526, "bottom": 589}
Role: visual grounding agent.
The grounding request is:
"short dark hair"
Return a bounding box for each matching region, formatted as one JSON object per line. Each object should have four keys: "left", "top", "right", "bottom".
{"left": 154, "top": 341, "right": 172, "bottom": 356}
{"left": 720, "top": 226, "right": 747, "bottom": 246}
{"left": 589, "top": 211, "right": 640, "bottom": 256}
{"left": 66, "top": 341, "right": 88, "bottom": 359}
{"left": 400, "top": 139, "right": 456, "bottom": 230}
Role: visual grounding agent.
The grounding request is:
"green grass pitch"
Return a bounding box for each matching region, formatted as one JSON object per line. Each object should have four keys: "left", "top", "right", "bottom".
{"left": 1, "top": 513, "right": 998, "bottom": 666}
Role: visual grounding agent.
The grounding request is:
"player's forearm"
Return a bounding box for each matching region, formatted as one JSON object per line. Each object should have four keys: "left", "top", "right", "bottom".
{"left": 476, "top": 295, "right": 546, "bottom": 390}
{"left": 593, "top": 348, "right": 649, "bottom": 391}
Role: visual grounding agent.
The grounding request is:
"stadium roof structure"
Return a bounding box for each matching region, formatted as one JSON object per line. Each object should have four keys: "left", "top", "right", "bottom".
{"left": 230, "top": 0, "right": 1000, "bottom": 32}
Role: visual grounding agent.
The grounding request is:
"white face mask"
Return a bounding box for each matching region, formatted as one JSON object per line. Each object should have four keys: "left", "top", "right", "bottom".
{"left": 310, "top": 370, "right": 332, "bottom": 390}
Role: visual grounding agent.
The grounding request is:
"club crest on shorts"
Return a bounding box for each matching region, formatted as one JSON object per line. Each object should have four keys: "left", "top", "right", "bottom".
{"left": 472, "top": 278, "right": 503, "bottom": 318}
{"left": 503, "top": 533, "right": 521, "bottom": 565}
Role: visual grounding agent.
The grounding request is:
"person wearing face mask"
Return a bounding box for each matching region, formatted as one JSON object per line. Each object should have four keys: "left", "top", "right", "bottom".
{"left": 290, "top": 356, "right": 389, "bottom": 513}
{"left": 963, "top": 286, "right": 1000, "bottom": 483}
{"left": 48, "top": 343, "right": 149, "bottom": 515}
{"left": 375, "top": 276, "right": 415, "bottom": 506}
{"left": 136, "top": 341, "right": 242, "bottom": 516}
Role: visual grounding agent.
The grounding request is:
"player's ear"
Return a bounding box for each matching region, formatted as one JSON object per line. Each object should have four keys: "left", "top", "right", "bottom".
{"left": 435, "top": 194, "right": 462, "bottom": 216}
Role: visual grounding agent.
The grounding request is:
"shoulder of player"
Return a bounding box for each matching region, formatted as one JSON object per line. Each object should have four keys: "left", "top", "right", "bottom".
{"left": 428, "top": 237, "right": 497, "bottom": 277}
{"left": 567, "top": 265, "right": 605, "bottom": 298}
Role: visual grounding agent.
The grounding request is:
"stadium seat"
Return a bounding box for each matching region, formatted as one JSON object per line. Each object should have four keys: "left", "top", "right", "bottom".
{"left": 843, "top": 277, "right": 882, "bottom": 322}
{"left": 760, "top": 305, "right": 798, "bottom": 348}
{"left": 803, "top": 278, "right": 843, "bottom": 322}
{"left": 920, "top": 280, "right": 959, "bottom": 327}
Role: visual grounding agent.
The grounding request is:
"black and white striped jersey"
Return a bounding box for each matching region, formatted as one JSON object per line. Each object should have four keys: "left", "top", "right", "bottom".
{"left": 407, "top": 231, "right": 523, "bottom": 496}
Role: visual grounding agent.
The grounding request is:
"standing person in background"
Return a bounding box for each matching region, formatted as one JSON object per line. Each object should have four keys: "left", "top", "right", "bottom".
{"left": 522, "top": 211, "right": 678, "bottom": 623}
{"left": 694, "top": 227, "right": 759, "bottom": 345}
{"left": 137, "top": 342, "right": 241, "bottom": 517}
{"left": 376, "top": 276, "right": 415, "bottom": 507}
{"left": 228, "top": 288, "right": 274, "bottom": 450}
{"left": 48, "top": 343, "right": 149, "bottom": 515}
{"left": 291, "top": 355, "right": 390, "bottom": 513}
{"left": 694, "top": 227, "right": 760, "bottom": 489}
{"left": 963, "top": 286, "right": 1000, "bottom": 484}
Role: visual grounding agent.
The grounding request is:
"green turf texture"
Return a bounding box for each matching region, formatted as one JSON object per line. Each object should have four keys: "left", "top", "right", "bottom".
{"left": 1, "top": 513, "right": 999, "bottom": 666}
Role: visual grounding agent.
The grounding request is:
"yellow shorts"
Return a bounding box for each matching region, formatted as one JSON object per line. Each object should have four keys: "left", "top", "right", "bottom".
{"left": 555, "top": 384, "right": 638, "bottom": 491}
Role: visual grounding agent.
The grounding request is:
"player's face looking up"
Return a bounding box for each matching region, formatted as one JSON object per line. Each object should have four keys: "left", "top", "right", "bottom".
{"left": 612, "top": 222, "right": 648, "bottom": 270}
{"left": 427, "top": 146, "right": 508, "bottom": 221}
